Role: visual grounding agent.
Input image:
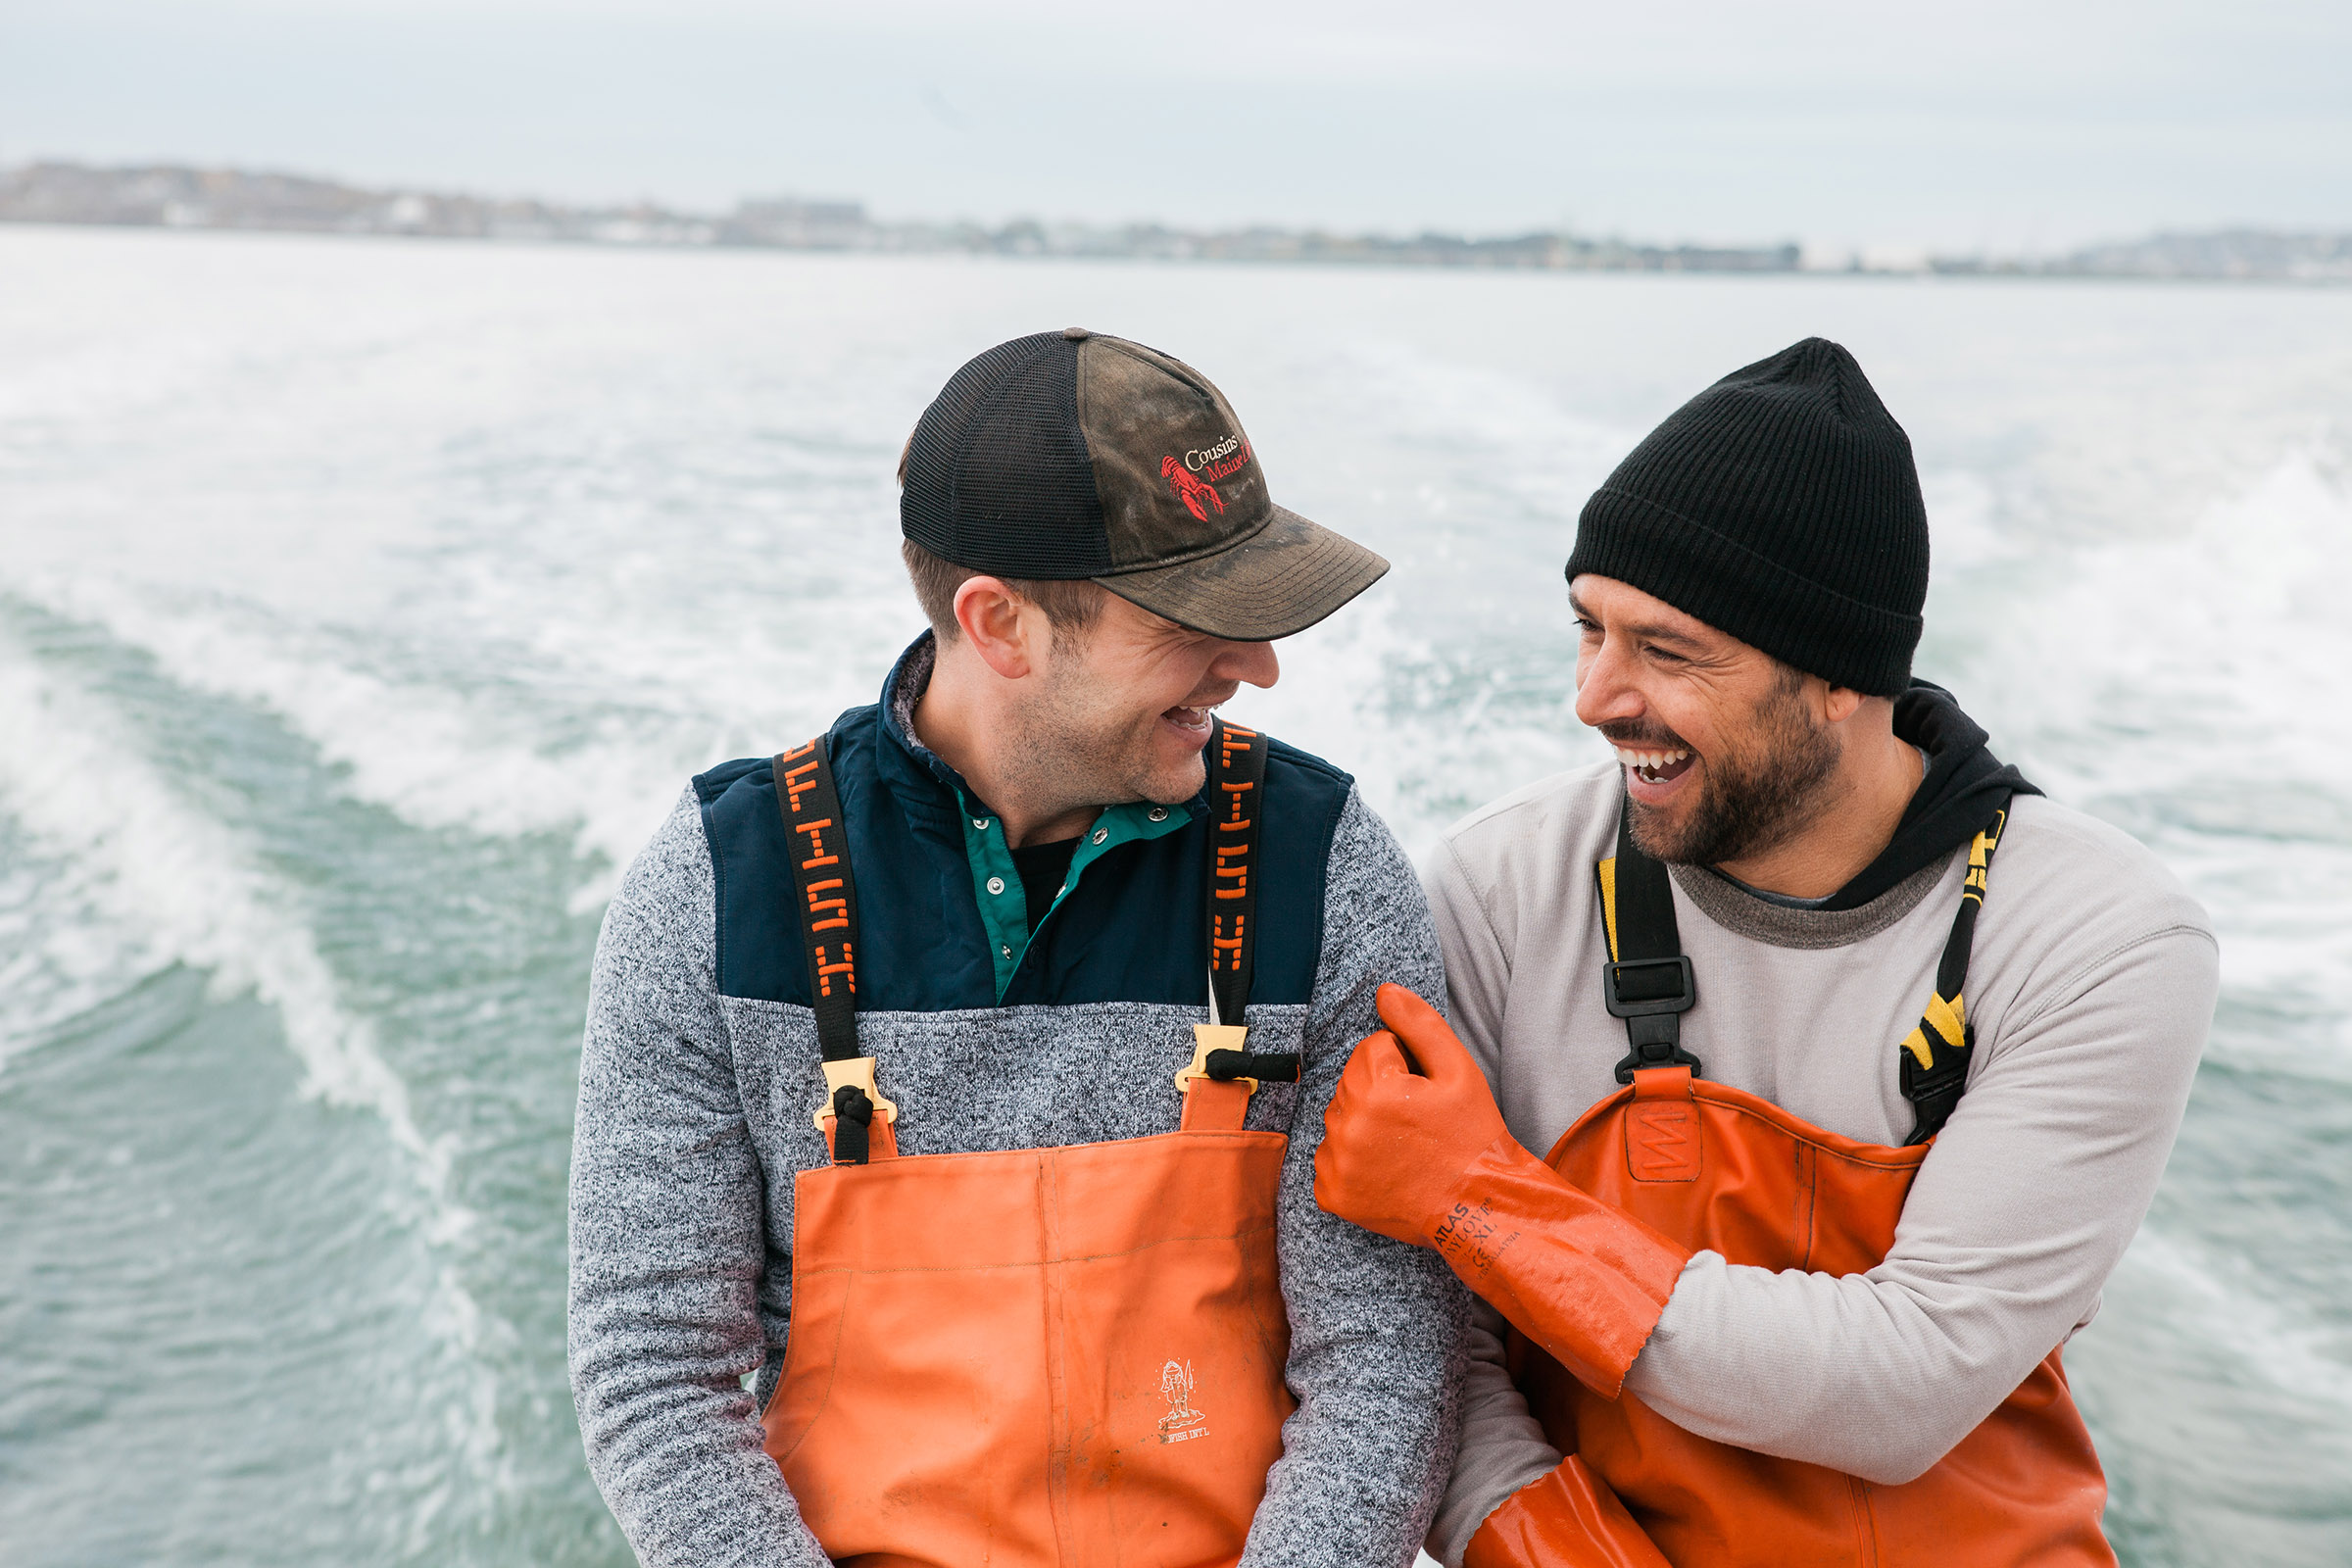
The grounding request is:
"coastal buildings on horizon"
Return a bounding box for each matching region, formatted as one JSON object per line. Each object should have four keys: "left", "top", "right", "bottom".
{"left": 4, "top": 160, "right": 2347, "bottom": 283}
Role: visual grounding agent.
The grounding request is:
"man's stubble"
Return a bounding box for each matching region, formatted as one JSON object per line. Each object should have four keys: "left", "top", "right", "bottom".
{"left": 1627, "top": 679, "right": 1843, "bottom": 868}
{"left": 996, "top": 643, "right": 1207, "bottom": 828}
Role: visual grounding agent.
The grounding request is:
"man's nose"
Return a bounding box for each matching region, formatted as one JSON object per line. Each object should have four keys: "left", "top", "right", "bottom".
{"left": 1215, "top": 640, "right": 1281, "bottom": 691}
{"left": 1573, "top": 637, "right": 1643, "bottom": 730}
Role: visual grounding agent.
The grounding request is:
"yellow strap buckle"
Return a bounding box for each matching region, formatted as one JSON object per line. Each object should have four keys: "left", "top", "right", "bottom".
{"left": 1176, "top": 1023, "right": 1251, "bottom": 1093}
{"left": 1902, "top": 992, "right": 1969, "bottom": 1070}
{"left": 811, "top": 1055, "right": 900, "bottom": 1131}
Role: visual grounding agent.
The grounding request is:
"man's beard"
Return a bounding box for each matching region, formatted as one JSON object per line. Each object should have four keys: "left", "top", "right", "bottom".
{"left": 1623, "top": 683, "right": 1841, "bottom": 866}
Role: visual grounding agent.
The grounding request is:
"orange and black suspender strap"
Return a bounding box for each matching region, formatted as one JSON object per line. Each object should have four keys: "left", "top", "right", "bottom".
{"left": 1206, "top": 720, "right": 1264, "bottom": 1029}
{"left": 1596, "top": 805, "right": 1702, "bottom": 1083}
{"left": 772, "top": 723, "right": 1297, "bottom": 1152}
{"left": 772, "top": 735, "right": 880, "bottom": 1162}
{"left": 1896, "top": 796, "right": 2011, "bottom": 1146}
{"left": 1199, "top": 720, "right": 1298, "bottom": 1085}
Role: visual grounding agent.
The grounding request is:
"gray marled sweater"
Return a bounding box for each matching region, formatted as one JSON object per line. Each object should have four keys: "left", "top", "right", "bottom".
{"left": 568, "top": 774, "right": 1466, "bottom": 1567}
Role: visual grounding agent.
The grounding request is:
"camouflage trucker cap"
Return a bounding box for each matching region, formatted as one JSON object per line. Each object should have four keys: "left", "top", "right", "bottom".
{"left": 900, "top": 328, "right": 1389, "bottom": 641}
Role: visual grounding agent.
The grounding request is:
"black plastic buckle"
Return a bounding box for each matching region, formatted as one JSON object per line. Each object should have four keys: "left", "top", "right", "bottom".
{"left": 1604, "top": 956, "right": 1701, "bottom": 1083}
{"left": 1604, "top": 956, "right": 1696, "bottom": 1018}
{"left": 1205, "top": 1049, "right": 1301, "bottom": 1084}
{"left": 1897, "top": 1027, "right": 1974, "bottom": 1145}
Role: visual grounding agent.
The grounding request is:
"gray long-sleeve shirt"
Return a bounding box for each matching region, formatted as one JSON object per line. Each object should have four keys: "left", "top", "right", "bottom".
{"left": 1422, "top": 763, "right": 2217, "bottom": 1564}
{"left": 568, "top": 780, "right": 1468, "bottom": 1568}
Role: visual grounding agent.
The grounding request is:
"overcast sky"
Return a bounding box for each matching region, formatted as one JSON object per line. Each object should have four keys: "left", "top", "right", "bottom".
{"left": 4, "top": 0, "right": 2346, "bottom": 252}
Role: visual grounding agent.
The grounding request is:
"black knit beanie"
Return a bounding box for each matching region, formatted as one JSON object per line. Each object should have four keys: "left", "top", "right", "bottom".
{"left": 1564, "top": 337, "right": 1928, "bottom": 696}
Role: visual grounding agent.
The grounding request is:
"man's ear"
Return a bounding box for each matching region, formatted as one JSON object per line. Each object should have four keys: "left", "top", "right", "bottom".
{"left": 953, "top": 576, "right": 1042, "bottom": 680}
{"left": 1824, "top": 685, "right": 1865, "bottom": 724}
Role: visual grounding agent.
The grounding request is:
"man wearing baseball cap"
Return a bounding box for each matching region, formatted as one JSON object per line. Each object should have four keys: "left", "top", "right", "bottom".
{"left": 1314, "top": 339, "right": 2217, "bottom": 1565}
{"left": 569, "top": 329, "right": 1464, "bottom": 1568}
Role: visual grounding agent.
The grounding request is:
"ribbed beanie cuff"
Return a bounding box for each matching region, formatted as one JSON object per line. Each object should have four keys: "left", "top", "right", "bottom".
{"left": 1565, "top": 338, "right": 1928, "bottom": 696}
{"left": 1570, "top": 490, "right": 1923, "bottom": 695}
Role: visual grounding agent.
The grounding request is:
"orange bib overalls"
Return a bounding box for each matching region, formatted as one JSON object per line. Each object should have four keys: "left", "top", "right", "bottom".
{"left": 758, "top": 723, "right": 1298, "bottom": 1568}
{"left": 1476, "top": 802, "right": 2112, "bottom": 1567}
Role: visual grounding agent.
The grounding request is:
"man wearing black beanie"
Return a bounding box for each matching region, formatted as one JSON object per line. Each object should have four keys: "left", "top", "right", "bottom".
{"left": 1315, "top": 339, "right": 2219, "bottom": 1566}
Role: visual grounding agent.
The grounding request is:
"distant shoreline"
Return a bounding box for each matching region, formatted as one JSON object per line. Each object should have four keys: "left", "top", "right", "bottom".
{"left": 14, "top": 220, "right": 2348, "bottom": 295}
{"left": 6, "top": 161, "right": 2348, "bottom": 285}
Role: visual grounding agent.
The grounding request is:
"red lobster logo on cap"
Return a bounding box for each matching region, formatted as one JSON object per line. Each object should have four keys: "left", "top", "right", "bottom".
{"left": 1161, "top": 456, "right": 1226, "bottom": 522}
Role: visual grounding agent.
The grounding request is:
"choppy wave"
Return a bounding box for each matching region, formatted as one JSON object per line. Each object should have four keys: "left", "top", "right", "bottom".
{"left": 0, "top": 625, "right": 473, "bottom": 1234}
{"left": 16, "top": 575, "right": 689, "bottom": 899}
{"left": 2125, "top": 1227, "right": 2352, "bottom": 1421}
{"left": 1959, "top": 448, "right": 2352, "bottom": 1070}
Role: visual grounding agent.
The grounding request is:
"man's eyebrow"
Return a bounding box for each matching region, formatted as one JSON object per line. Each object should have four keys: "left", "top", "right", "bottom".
{"left": 1568, "top": 592, "right": 1708, "bottom": 649}
{"left": 1627, "top": 620, "right": 1706, "bottom": 648}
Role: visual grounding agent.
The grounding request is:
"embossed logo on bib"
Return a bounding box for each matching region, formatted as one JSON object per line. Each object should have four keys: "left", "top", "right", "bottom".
{"left": 1156, "top": 1359, "right": 1209, "bottom": 1444}
{"left": 1627, "top": 1101, "right": 1701, "bottom": 1183}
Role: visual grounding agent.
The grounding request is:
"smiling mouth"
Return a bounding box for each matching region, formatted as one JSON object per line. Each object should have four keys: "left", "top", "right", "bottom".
{"left": 1614, "top": 745, "right": 1695, "bottom": 786}
{"left": 1161, "top": 704, "right": 1218, "bottom": 739}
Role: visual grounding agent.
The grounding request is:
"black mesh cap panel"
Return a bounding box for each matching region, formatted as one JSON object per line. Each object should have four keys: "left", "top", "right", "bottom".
{"left": 900, "top": 332, "right": 1113, "bottom": 578}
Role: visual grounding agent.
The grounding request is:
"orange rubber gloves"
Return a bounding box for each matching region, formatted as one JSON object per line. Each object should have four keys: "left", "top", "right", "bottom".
{"left": 1314, "top": 984, "right": 1692, "bottom": 1397}
{"left": 1463, "top": 1458, "right": 1671, "bottom": 1568}
{"left": 1310, "top": 984, "right": 1514, "bottom": 1248}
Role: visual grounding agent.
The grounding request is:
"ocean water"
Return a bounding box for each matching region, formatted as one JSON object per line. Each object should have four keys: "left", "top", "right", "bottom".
{"left": 2, "top": 222, "right": 2349, "bottom": 1567}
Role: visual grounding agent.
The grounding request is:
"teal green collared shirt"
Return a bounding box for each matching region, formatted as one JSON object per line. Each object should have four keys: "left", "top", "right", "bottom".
{"left": 955, "top": 795, "right": 1193, "bottom": 1000}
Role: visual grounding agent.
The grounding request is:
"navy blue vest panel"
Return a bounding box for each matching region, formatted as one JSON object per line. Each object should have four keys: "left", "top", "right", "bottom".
{"left": 696, "top": 698, "right": 1350, "bottom": 1013}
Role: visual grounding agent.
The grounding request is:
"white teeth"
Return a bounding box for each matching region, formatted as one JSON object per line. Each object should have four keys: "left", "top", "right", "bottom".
{"left": 1613, "top": 746, "right": 1689, "bottom": 772}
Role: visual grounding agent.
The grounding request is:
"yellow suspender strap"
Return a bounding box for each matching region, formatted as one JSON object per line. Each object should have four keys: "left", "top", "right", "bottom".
{"left": 1902, "top": 991, "right": 1968, "bottom": 1069}
{"left": 1896, "top": 801, "right": 2013, "bottom": 1145}
{"left": 1597, "top": 856, "right": 1621, "bottom": 962}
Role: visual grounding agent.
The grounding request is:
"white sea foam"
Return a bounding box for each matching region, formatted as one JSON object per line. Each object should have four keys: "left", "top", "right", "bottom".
{"left": 0, "top": 625, "right": 503, "bottom": 1475}
{"left": 0, "top": 628, "right": 473, "bottom": 1248}
{"left": 17, "top": 574, "right": 698, "bottom": 906}
{"left": 0, "top": 840, "right": 123, "bottom": 1061}
{"left": 1917, "top": 466, "right": 2015, "bottom": 572}
{"left": 1979, "top": 448, "right": 2351, "bottom": 770}
{"left": 1951, "top": 448, "right": 2352, "bottom": 1060}
{"left": 2118, "top": 1225, "right": 2352, "bottom": 1421}
{"left": 16, "top": 480, "right": 924, "bottom": 912}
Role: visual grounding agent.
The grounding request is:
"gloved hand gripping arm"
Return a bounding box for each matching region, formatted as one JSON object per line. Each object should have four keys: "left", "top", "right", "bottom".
{"left": 1315, "top": 985, "right": 1683, "bottom": 1568}
{"left": 1315, "top": 984, "right": 1690, "bottom": 1396}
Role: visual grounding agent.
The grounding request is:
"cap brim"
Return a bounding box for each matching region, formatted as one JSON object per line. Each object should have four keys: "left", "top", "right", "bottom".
{"left": 1091, "top": 505, "right": 1390, "bottom": 641}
